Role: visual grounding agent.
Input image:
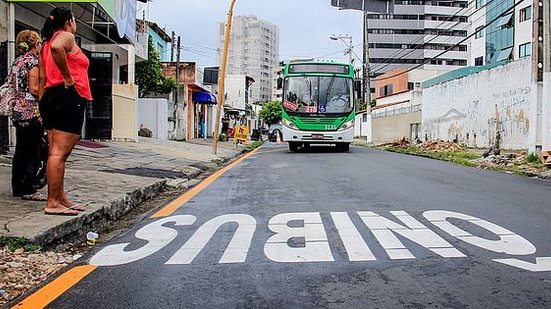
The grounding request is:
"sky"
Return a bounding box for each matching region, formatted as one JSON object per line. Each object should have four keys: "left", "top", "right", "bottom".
{"left": 141, "top": 0, "right": 364, "bottom": 68}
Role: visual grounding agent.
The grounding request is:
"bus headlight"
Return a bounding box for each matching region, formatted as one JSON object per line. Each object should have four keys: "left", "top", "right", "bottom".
{"left": 338, "top": 120, "right": 354, "bottom": 131}
{"left": 282, "top": 118, "right": 297, "bottom": 129}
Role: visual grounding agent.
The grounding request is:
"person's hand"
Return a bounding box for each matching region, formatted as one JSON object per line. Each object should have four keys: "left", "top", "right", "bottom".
{"left": 64, "top": 77, "right": 75, "bottom": 89}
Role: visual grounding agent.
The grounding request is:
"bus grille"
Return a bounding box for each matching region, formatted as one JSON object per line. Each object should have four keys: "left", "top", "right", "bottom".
{"left": 295, "top": 117, "right": 341, "bottom": 125}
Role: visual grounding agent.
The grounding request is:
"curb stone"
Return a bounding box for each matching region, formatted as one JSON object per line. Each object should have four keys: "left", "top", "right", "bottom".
{"left": 30, "top": 150, "right": 245, "bottom": 247}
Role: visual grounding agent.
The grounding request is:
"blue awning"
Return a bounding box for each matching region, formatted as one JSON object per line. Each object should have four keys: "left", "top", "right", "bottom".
{"left": 193, "top": 92, "right": 217, "bottom": 104}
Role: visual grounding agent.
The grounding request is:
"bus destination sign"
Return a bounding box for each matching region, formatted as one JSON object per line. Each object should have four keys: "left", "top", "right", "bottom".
{"left": 288, "top": 64, "right": 350, "bottom": 75}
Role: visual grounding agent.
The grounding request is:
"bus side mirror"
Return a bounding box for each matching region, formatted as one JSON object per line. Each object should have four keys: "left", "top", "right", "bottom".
{"left": 277, "top": 77, "right": 283, "bottom": 90}
{"left": 354, "top": 80, "right": 362, "bottom": 99}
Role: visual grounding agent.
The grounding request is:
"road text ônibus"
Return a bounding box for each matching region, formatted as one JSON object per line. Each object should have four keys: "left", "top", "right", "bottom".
{"left": 89, "top": 211, "right": 551, "bottom": 272}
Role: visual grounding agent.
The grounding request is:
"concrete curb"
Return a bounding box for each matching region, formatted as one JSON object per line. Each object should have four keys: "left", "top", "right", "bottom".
{"left": 31, "top": 180, "right": 168, "bottom": 246}
{"left": 29, "top": 151, "right": 245, "bottom": 247}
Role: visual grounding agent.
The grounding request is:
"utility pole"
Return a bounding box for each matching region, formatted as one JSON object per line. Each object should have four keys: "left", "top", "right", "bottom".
{"left": 363, "top": 8, "right": 371, "bottom": 109}
{"left": 175, "top": 36, "right": 181, "bottom": 104}
{"left": 544, "top": 0, "right": 550, "bottom": 73}
{"left": 171, "top": 31, "right": 175, "bottom": 62}
{"left": 213, "top": 0, "right": 237, "bottom": 155}
{"left": 543, "top": 0, "right": 551, "bottom": 151}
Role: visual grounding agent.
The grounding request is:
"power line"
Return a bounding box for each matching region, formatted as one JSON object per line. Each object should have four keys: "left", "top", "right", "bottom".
{"left": 370, "top": 0, "right": 507, "bottom": 73}
{"left": 369, "top": 0, "right": 503, "bottom": 74}
{"left": 368, "top": 0, "right": 475, "bottom": 72}
{"left": 372, "top": 0, "right": 526, "bottom": 82}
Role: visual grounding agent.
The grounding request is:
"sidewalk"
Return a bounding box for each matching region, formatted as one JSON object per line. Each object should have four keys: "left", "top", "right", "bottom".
{"left": 0, "top": 137, "right": 244, "bottom": 246}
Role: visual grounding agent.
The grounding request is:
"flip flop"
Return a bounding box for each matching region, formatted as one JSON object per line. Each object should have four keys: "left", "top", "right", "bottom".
{"left": 22, "top": 192, "right": 48, "bottom": 201}
{"left": 69, "top": 204, "right": 86, "bottom": 212}
{"left": 44, "top": 207, "right": 79, "bottom": 216}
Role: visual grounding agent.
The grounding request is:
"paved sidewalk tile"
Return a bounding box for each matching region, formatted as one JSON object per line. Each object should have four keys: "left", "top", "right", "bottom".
{"left": 0, "top": 137, "right": 244, "bottom": 246}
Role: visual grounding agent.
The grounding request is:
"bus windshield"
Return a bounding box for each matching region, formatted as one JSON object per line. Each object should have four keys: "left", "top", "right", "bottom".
{"left": 283, "top": 76, "right": 353, "bottom": 115}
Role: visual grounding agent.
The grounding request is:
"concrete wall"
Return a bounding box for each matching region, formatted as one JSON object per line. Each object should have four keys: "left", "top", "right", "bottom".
{"left": 112, "top": 84, "right": 138, "bottom": 141}
{"left": 372, "top": 111, "right": 421, "bottom": 145}
{"left": 138, "top": 98, "right": 168, "bottom": 139}
{"left": 422, "top": 58, "right": 538, "bottom": 151}
{"left": 354, "top": 112, "right": 372, "bottom": 142}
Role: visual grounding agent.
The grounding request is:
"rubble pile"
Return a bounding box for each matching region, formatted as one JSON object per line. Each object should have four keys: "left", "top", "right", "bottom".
{"left": 475, "top": 153, "right": 522, "bottom": 167}
{"left": 0, "top": 248, "right": 77, "bottom": 304}
{"left": 383, "top": 138, "right": 411, "bottom": 148}
{"left": 419, "top": 140, "right": 462, "bottom": 152}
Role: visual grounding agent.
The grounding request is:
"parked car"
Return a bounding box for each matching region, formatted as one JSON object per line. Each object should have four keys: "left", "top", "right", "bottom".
{"left": 268, "top": 123, "right": 283, "bottom": 142}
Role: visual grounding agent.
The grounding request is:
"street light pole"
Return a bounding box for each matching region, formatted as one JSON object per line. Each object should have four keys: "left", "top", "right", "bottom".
{"left": 212, "top": 0, "right": 237, "bottom": 155}
{"left": 330, "top": 35, "right": 353, "bottom": 64}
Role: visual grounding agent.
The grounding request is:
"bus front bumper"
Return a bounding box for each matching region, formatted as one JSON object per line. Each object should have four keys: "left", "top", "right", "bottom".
{"left": 282, "top": 126, "right": 354, "bottom": 144}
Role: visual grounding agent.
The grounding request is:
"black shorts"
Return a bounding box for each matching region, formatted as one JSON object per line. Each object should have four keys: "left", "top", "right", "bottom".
{"left": 39, "top": 85, "right": 87, "bottom": 135}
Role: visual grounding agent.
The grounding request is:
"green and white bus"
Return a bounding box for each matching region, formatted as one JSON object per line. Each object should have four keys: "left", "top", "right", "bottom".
{"left": 279, "top": 61, "right": 356, "bottom": 152}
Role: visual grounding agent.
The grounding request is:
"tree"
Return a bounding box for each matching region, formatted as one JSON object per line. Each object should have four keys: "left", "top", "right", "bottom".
{"left": 259, "top": 101, "right": 282, "bottom": 125}
{"left": 136, "top": 37, "right": 176, "bottom": 98}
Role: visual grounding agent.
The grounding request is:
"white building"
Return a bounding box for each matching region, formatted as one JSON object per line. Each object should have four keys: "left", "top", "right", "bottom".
{"left": 368, "top": 1, "right": 471, "bottom": 78}
{"left": 272, "top": 64, "right": 284, "bottom": 102}
{"left": 218, "top": 15, "right": 279, "bottom": 104}
{"left": 469, "top": 0, "right": 535, "bottom": 65}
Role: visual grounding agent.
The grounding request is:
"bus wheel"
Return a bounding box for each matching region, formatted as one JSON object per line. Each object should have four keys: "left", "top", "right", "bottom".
{"left": 289, "top": 142, "right": 299, "bottom": 152}
{"left": 336, "top": 143, "right": 350, "bottom": 152}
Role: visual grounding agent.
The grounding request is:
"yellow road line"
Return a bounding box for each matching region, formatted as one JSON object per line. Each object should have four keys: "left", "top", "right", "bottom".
{"left": 151, "top": 148, "right": 260, "bottom": 218}
{"left": 12, "top": 265, "right": 97, "bottom": 309}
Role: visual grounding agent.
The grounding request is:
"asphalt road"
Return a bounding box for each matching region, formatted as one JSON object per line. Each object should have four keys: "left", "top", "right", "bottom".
{"left": 50, "top": 144, "right": 551, "bottom": 308}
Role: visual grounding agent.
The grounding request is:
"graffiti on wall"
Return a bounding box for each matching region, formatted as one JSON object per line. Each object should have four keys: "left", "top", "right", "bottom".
{"left": 422, "top": 59, "right": 534, "bottom": 150}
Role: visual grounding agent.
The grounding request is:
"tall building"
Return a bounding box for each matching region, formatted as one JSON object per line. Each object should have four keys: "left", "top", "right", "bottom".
{"left": 367, "top": 1, "right": 471, "bottom": 78}
{"left": 218, "top": 15, "right": 279, "bottom": 103}
{"left": 470, "top": 0, "right": 534, "bottom": 66}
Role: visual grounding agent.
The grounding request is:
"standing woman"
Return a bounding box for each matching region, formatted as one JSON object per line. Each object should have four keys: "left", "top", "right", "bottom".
{"left": 39, "top": 7, "right": 92, "bottom": 216}
{"left": 11, "top": 30, "right": 46, "bottom": 201}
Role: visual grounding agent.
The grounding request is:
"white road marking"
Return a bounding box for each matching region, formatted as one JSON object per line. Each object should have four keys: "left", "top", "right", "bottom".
{"left": 331, "top": 212, "right": 376, "bottom": 261}
{"left": 493, "top": 257, "right": 551, "bottom": 272}
{"left": 166, "top": 214, "right": 256, "bottom": 264}
{"left": 264, "top": 212, "right": 334, "bottom": 263}
{"left": 424, "top": 211, "right": 536, "bottom": 255}
{"left": 90, "top": 215, "right": 196, "bottom": 266}
{"left": 88, "top": 210, "right": 549, "bottom": 272}
{"left": 358, "top": 211, "right": 466, "bottom": 259}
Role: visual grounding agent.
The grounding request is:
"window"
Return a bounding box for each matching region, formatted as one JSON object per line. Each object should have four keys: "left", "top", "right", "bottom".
{"left": 475, "top": 56, "right": 484, "bottom": 66}
{"left": 475, "top": 26, "right": 484, "bottom": 39}
{"left": 476, "top": 0, "right": 484, "bottom": 9}
{"left": 519, "top": 42, "right": 532, "bottom": 57}
{"left": 379, "top": 84, "right": 393, "bottom": 97}
{"left": 520, "top": 6, "right": 532, "bottom": 22}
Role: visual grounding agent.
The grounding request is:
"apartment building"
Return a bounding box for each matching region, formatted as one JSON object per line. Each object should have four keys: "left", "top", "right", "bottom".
{"left": 218, "top": 15, "right": 279, "bottom": 103}
{"left": 367, "top": 1, "right": 471, "bottom": 77}
{"left": 470, "top": 0, "right": 535, "bottom": 65}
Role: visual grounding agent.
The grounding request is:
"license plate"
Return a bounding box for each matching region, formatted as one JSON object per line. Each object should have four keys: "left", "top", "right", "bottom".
{"left": 312, "top": 134, "right": 324, "bottom": 139}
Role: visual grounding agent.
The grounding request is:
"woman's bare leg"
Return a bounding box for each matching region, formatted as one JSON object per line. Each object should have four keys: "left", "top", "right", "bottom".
{"left": 44, "top": 129, "right": 80, "bottom": 213}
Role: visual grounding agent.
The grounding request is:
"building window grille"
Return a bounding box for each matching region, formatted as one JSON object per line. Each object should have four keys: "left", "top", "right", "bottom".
{"left": 476, "top": 0, "right": 484, "bottom": 9}
{"left": 475, "top": 26, "right": 484, "bottom": 39}
{"left": 519, "top": 6, "right": 532, "bottom": 22}
{"left": 519, "top": 42, "right": 532, "bottom": 57}
{"left": 475, "top": 56, "right": 484, "bottom": 66}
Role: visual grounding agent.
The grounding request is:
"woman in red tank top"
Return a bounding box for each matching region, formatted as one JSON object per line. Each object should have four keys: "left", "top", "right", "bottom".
{"left": 38, "top": 7, "right": 91, "bottom": 216}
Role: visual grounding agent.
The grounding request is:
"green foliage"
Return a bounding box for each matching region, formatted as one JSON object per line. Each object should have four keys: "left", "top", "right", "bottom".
{"left": 157, "top": 77, "right": 177, "bottom": 95}
{"left": 525, "top": 153, "right": 541, "bottom": 164}
{"left": 370, "top": 99, "right": 377, "bottom": 107}
{"left": 136, "top": 37, "right": 177, "bottom": 98}
{"left": 218, "top": 133, "right": 228, "bottom": 142}
{"left": 246, "top": 140, "right": 263, "bottom": 151}
{"left": 0, "top": 236, "right": 40, "bottom": 252}
{"left": 259, "top": 101, "right": 282, "bottom": 125}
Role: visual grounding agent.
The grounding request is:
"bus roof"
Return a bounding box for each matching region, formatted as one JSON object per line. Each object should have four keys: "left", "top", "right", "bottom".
{"left": 283, "top": 61, "right": 354, "bottom": 77}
